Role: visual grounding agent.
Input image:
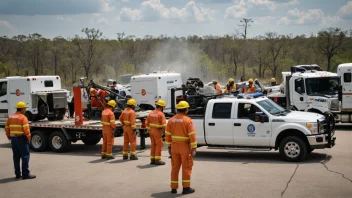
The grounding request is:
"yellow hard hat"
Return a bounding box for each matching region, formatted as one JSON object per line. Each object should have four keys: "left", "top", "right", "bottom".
{"left": 15, "top": 101, "right": 28, "bottom": 109}
{"left": 107, "top": 100, "right": 116, "bottom": 108}
{"left": 248, "top": 78, "right": 253, "bottom": 83}
{"left": 271, "top": 78, "right": 276, "bottom": 82}
{"left": 176, "top": 101, "right": 190, "bottom": 109}
{"left": 155, "top": 99, "right": 166, "bottom": 107}
{"left": 127, "top": 98, "right": 137, "bottom": 106}
{"left": 229, "top": 78, "right": 234, "bottom": 82}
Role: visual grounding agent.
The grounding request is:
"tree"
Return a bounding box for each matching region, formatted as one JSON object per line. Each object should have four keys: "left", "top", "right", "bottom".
{"left": 73, "top": 28, "right": 103, "bottom": 79}
{"left": 317, "top": 28, "right": 346, "bottom": 71}
{"left": 239, "top": 18, "right": 253, "bottom": 39}
{"left": 265, "top": 32, "right": 284, "bottom": 78}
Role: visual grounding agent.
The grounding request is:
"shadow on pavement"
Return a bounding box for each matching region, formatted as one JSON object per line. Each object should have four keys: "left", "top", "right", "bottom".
{"left": 0, "top": 143, "right": 11, "bottom": 148}
{"left": 151, "top": 191, "right": 183, "bottom": 198}
{"left": 107, "top": 159, "right": 129, "bottom": 164}
{"left": 136, "top": 164, "right": 158, "bottom": 169}
{"left": 88, "top": 158, "right": 107, "bottom": 163}
{"left": 0, "top": 177, "right": 21, "bottom": 184}
{"left": 194, "top": 151, "right": 330, "bottom": 164}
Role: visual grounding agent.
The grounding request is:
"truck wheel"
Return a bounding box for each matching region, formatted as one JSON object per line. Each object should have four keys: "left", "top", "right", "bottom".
{"left": 30, "top": 130, "right": 49, "bottom": 152}
{"left": 279, "top": 136, "right": 307, "bottom": 162}
{"left": 49, "top": 131, "right": 71, "bottom": 153}
{"left": 308, "top": 148, "right": 314, "bottom": 154}
{"left": 82, "top": 134, "right": 101, "bottom": 145}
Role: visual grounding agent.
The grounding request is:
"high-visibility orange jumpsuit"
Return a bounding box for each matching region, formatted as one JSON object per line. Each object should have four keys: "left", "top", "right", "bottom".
{"left": 91, "top": 90, "right": 109, "bottom": 110}
{"left": 165, "top": 114, "right": 197, "bottom": 189}
{"left": 145, "top": 109, "right": 166, "bottom": 162}
{"left": 215, "top": 84, "right": 222, "bottom": 95}
{"left": 101, "top": 108, "right": 116, "bottom": 157}
{"left": 243, "top": 85, "right": 256, "bottom": 94}
{"left": 119, "top": 107, "right": 137, "bottom": 157}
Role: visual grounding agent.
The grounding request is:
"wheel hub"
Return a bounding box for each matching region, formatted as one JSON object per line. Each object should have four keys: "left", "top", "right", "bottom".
{"left": 284, "top": 141, "right": 300, "bottom": 158}
{"left": 31, "top": 135, "right": 42, "bottom": 149}
{"left": 52, "top": 136, "right": 63, "bottom": 149}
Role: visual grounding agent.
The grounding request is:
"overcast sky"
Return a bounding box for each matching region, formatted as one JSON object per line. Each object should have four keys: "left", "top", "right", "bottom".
{"left": 0, "top": 0, "right": 351, "bottom": 39}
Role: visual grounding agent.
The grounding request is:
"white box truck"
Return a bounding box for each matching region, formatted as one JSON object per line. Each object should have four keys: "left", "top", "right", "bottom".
{"left": 130, "top": 72, "right": 183, "bottom": 111}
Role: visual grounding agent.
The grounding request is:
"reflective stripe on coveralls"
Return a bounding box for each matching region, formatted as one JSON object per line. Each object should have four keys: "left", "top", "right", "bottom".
{"left": 145, "top": 109, "right": 166, "bottom": 161}
{"left": 119, "top": 107, "right": 137, "bottom": 156}
{"left": 101, "top": 108, "right": 116, "bottom": 157}
{"left": 165, "top": 114, "right": 197, "bottom": 189}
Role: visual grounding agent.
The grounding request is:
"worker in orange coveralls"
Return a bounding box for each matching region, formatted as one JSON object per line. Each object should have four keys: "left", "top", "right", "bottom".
{"left": 101, "top": 100, "right": 117, "bottom": 160}
{"left": 119, "top": 99, "right": 138, "bottom": 160}
{"left": 165, "top": 101, "right": 197, "bottom": 195}
{"left": 212, "top": 80, "right": 223, "bottom": 95}
{"left": 145, "top": 100, "right": 167, "bottom": 165}
{"left": 242, "top": 78, "right": 256, "bottom": 94}
{"left": 90, "top": 88, "right": 109, "bottom": 110}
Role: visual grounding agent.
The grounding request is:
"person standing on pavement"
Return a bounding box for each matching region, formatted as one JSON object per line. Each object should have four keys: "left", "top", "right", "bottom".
{"left": 5, "top": 102, "right": 36, "bottom": 180}
{"left": 165, "top": 101, "right": 197, "bottom": 195}
{"left": 101, "top": 100, "right": 117, "bottom": 160}
{"left": 145, "top": 100, "right": 167, "bottom": 165}
{"left": 119, "top": 99, "right": 138, "bottom": 160}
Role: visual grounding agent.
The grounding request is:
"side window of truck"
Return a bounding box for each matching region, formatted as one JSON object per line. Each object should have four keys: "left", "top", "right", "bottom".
{"left": 344, "top": 73, "right": 351, "bottom": 83}
{"left": 44, "top": 80, "right": 54, "bottom": 87}
{"left": 237, "top": 103, "right": 262, "bottom": 119}
{"left": 0, "top": 81, "right": 7, "bottom": 97}
{"left": 212, "top": 103, "right": 232, "bottom": 119}
{"left": 294, "top": 78, "right": 305, "bottom": 94}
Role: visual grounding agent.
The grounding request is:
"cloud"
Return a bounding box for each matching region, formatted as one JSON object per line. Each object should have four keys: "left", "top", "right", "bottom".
{"left": 97, "top": 17, "right": 109, "bottom": 24}
{"left": 338, "top": 1, "right": 352, "bottom": 19}
{"left": 0, "top": 20, "right": 14, "bottom": 29}
{"left": 224, "top": 0, "right": 247, "bottom": 19}
{"left": 197, "top": 0, "right": 234, "bottom": 3}
{"left": 118, "top": 0, "right": 216, "bottom": 23}
{"left": 56, "top": 16, "right": 65, "bottom": 20}
{"left": 0, "top": 0, "right": 115, "bottom": 15}
{"left": 254, "top": 16, "right": 276, "bottom": 25}
{"left": 278, "top": 8, "right": 326, "bottom": 25}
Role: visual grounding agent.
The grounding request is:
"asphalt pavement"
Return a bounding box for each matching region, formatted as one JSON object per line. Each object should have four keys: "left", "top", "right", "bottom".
{"left": 0, "top": 127, "right": 352, "bottom": 198}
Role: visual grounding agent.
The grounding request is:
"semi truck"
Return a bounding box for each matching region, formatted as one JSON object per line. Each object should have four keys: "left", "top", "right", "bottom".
{"left": 267, "top": 63, "right": 352, "bottom": 123}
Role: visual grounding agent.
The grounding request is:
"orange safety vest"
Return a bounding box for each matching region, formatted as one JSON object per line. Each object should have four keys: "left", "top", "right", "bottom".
{"left": 243, "top": 85, "right": 256, "bottom": 94}
{"left": 165, "top": 114, "right": 197, "bottom": 149}
{"left": 5, "top": 112, "right": 31, "bottom": 140}
{"left": 119, "top": 107, "right": 136, "bottom": 129}
{"left": 101, "top": 108, "right": 116, "bottom": 130}
{"left": 215, "top": 84, "right": 223, "bottom": 95}
{"left": 145, "top": 109, "right": 166, "bottom": 130}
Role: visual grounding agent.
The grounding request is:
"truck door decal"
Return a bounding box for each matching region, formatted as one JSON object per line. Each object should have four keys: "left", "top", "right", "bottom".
{"left": 141, "top": 89, "right": 146, "bottom": 96}
{"left": 247, "top": 124, "right": 255, "bottom": 133}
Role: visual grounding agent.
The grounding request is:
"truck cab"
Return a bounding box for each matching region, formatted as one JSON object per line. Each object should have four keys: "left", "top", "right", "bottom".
{"left": 190, "top": 96, "right": 335, "bottom": 162}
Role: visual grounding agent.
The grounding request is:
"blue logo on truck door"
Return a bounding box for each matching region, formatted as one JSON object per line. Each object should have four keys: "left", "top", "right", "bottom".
{"left": 247, "top": 124, "right": 255, "bottom": 133}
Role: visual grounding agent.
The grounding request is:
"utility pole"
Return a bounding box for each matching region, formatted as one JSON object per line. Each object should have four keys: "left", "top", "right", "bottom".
{"left": 239, "top": 18, "right": 253, "bottom": 39}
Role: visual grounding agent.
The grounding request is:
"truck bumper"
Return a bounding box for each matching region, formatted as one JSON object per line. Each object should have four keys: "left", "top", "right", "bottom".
{"left": 307, "top": 134, "right": 336, "bottom": 149}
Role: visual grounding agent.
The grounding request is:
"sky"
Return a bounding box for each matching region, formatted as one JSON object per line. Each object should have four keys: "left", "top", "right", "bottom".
{"left": 0, "top": 0, "right": 351, "bottom": 39}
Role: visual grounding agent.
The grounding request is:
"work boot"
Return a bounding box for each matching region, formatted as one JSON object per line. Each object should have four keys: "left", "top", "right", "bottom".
{"left": 182, "top": 187, "right": 195, "bottom": 195}
{"left": 171, "top": 189, "right": 177, "bottom": 194}
{"left": 22, "top": 174, "right": 36, "bottom": 180}
{"left": 123, "top": 156, "right": 128, "bottom": 160}
{"left": 101, "top": 156, "right": 106, "bottom": 159}
{"left": 130, "top": 156, "right": 138, "bottom": 160}
{"left": 154, "top": 161, "right": 166, "bottom": 166}
{"left": 150, "top": 160, "right": 155, "bottom": 165}
{"left": 106, "top": 156, "right": 115, "bottom": 160}
{"left": 15, "top": 175, "right": 21, "bottom": 179}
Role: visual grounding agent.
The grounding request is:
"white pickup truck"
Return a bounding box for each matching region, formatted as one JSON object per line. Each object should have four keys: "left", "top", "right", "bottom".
{"left": 188, "top": 96, "right": 336, "bottom": 162}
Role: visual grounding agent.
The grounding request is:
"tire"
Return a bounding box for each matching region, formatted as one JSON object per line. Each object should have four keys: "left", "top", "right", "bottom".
{"left": 308, "top": 148, "right": 314, "bottom": 154}
{"left": 30, "top": 130, "right": 49, "bottom": 152}
{"left": 82, "top": 134, "right": 101, "bottom": 145}
{"left": 114, "top": 128, "right": 123, "bottom": 137}
{"left": 279, "top": 136, "right": 308, "bottom": 162}
{"left": 49, "top": 131, "right": 71, "bottom": 153}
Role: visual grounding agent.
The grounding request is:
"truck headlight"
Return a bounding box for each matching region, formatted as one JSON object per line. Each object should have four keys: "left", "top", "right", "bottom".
{"left": 306, "top": 122, "right": 319, "bottom": 134}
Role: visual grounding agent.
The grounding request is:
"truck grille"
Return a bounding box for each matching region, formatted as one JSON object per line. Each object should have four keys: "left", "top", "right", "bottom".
{"left": 330, "top": 99, "right": 340, "bottom": 111}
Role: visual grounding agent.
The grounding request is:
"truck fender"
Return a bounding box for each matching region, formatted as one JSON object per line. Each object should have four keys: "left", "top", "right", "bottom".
{"left": 270, "top": 123, "right": 311, "bottom": 147}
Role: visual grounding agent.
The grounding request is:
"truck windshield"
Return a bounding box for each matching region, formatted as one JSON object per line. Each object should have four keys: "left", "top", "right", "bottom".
{"left": 306, "top": 77, "right": 339, "bottom": 96}
{"left": 257, "top": 99, "right": 286, "bottom": 115}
